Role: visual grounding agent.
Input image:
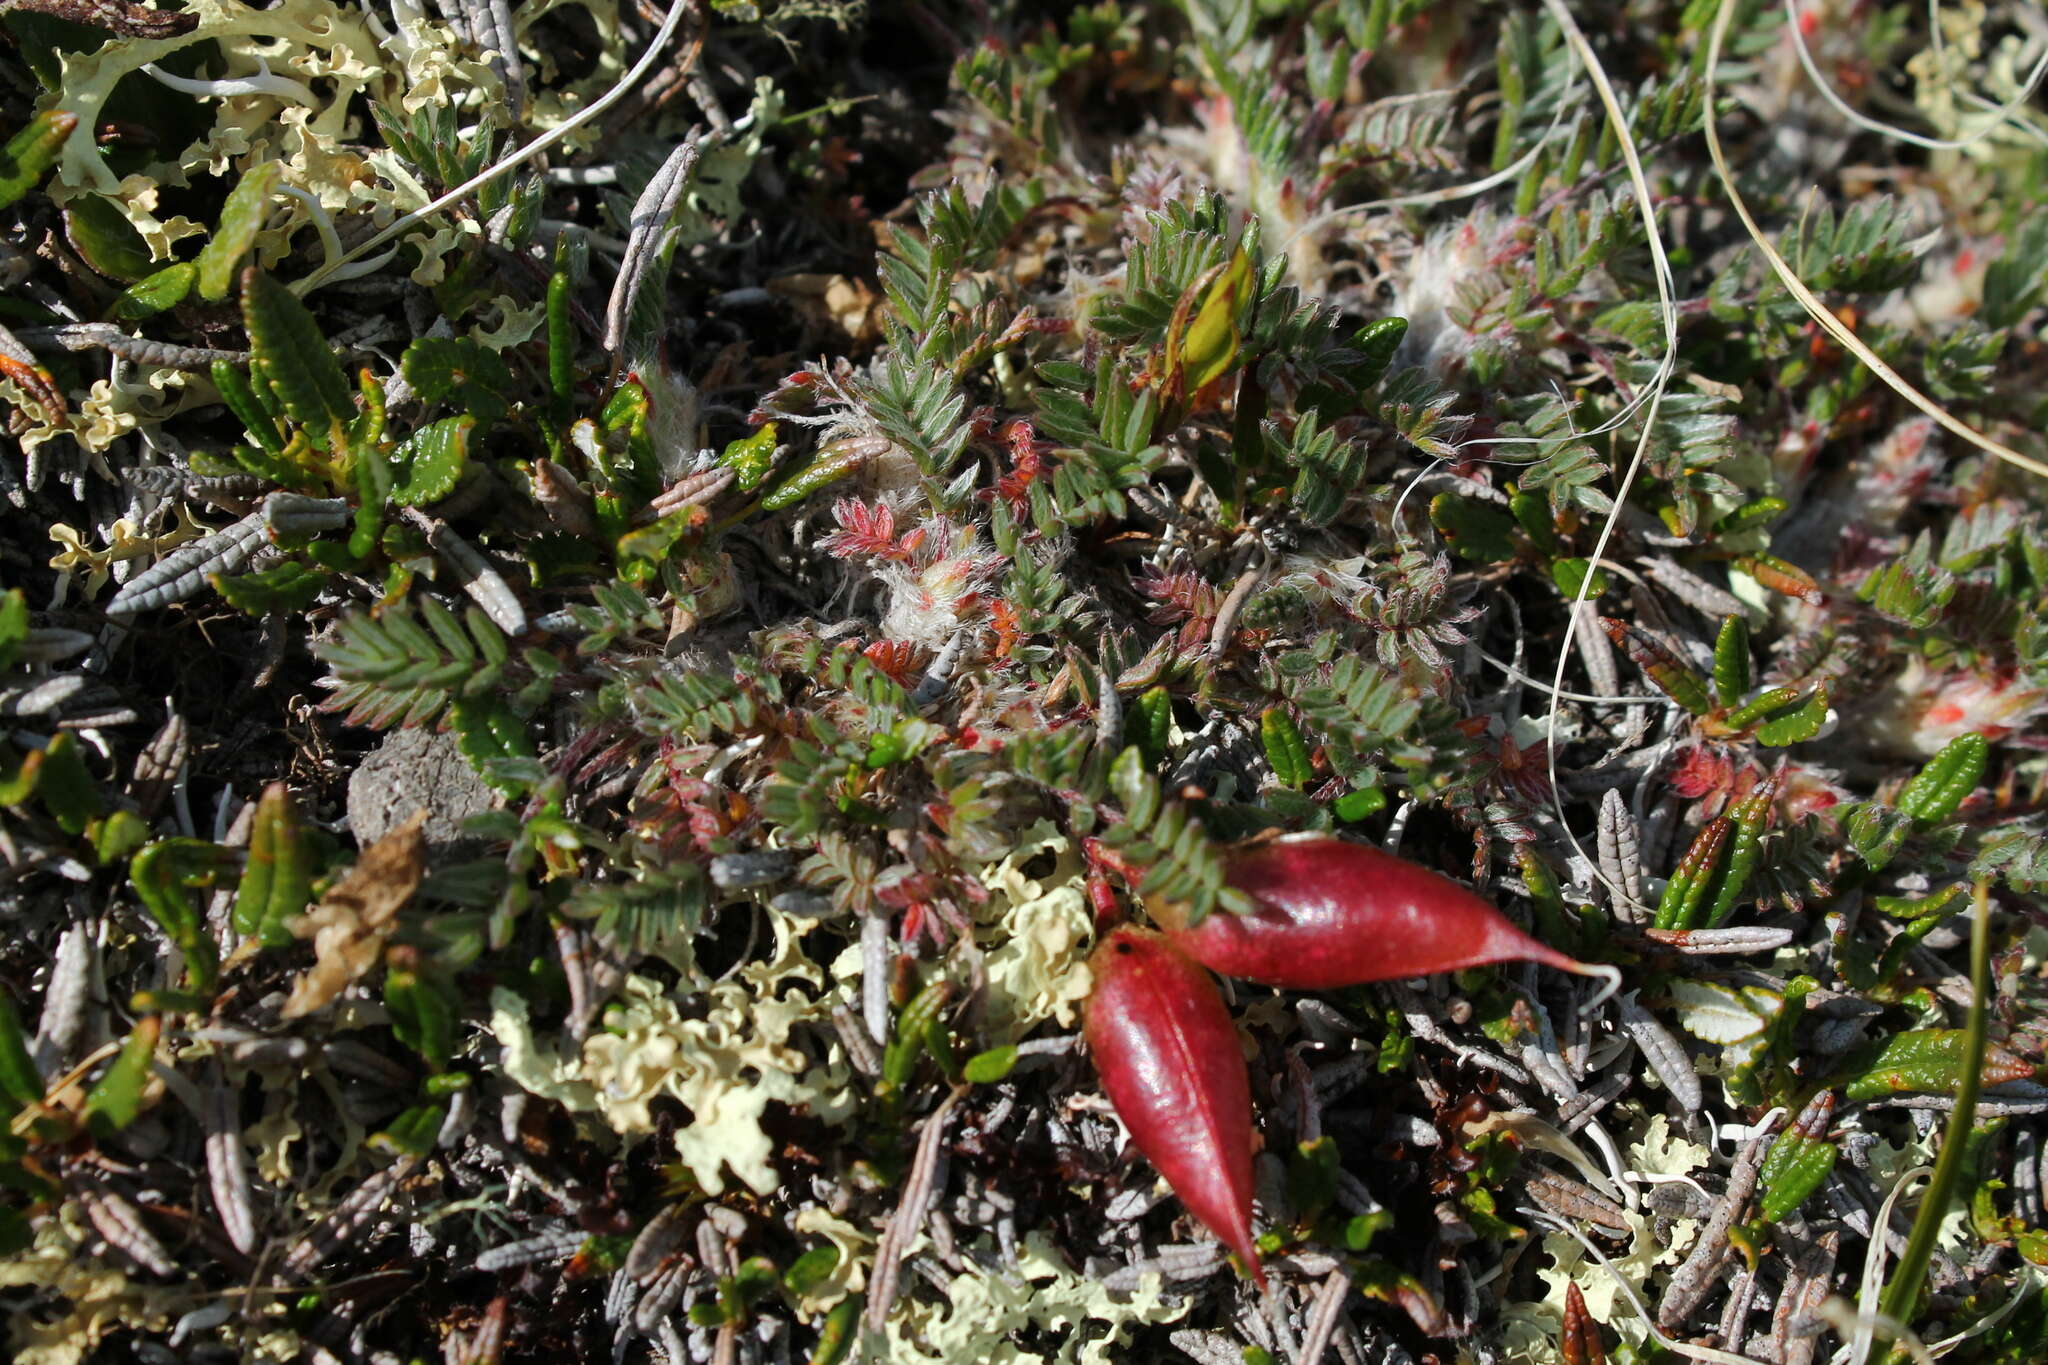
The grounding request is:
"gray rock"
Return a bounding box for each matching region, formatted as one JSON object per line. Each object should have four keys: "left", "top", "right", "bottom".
{"left": 345, "top": 726, "right": 496, "bottom": 850}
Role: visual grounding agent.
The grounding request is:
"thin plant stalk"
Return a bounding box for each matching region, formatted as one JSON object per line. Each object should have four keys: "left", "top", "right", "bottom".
{"left": 1876, "top": 882, "right": 1992, "bottom": 1330}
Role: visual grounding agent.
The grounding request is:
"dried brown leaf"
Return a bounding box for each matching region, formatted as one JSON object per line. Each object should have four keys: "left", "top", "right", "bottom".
{"left": 281, "top": 811, "right": 427, "bottom": 1019}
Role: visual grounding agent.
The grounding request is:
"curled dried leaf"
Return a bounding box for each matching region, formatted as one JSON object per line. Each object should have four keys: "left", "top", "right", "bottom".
{"left": 281, "top": 811, "right": 428, "bottom": 1018}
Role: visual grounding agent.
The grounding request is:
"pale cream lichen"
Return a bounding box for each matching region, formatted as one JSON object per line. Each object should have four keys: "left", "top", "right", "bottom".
{"left": 976, "top": 824, "right": 1096, "bottom": 1038}
{"left": 875, "top": 1229, "right": 1186, "bottom": 1364}
{"left": 46, "top": 505, "right": 210, "bottom": 607}
{"left": 491, "top": 906, "right": 854, "bottom": 1197}
{"left": 0, "top": 1211, "right": 185, "bottom": 1365}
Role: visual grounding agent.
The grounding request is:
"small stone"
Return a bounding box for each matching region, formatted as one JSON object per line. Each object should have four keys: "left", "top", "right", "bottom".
{"left": 346, "top": 726, "right": 496, "bottom": 851}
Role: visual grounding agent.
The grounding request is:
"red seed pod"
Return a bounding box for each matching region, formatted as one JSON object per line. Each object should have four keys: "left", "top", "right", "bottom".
{"left": 1084, "top": 926, "right": 1264, "bottom": 1288}
{"left": 1150, "top": 834, "right": 1609, "bottom": 991}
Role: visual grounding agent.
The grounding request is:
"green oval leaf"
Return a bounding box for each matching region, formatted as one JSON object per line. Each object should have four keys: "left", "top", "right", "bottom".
{"left": 108, "top": 262, "right": 197, "bottom": 321}
{"left": 64, "top": 194, "right": 155, "bottom": 282}
{"left": 1432, "top": 492, "right": 1519, "bottom": 563}
{"left": 1754, "top": 683, "right": 1830, "bottom": 747}
{"left": 963, "top": 1045, "right": 1018, "bottom": 1084}
{"left": 198, "top": 162, "right": 283, "bottom": 302}
{"left": 389, "top": 414, "right": 474, "bottom": 506}
{"left": 1550, "top": 557, "right": 1608, "bottom": 600}
{"left": 241, "top": 267, "right": 352, "bottom": 431}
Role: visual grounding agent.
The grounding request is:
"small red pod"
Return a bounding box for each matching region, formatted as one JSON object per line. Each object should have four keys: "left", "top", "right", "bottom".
{"left": 1084, "top": 926, "right": 1265, "bottom": 1288}
{"left": 1150, "top": 833, "right": 1607, "bottom": 991}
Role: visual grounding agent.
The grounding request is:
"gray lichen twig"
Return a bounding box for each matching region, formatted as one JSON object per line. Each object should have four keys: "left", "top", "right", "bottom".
{"left": 203, "top": 1060, "right": 258, "bottom": 1255}
{"left": 1615, "top": 989, "right": 1703, "bottom": 1113}
{"left": 1296, "top": 1269, "right": 1354, "bottom": 1365}
{"left": 603, "top": 133, "right": 705, "bottom": 369}
{"left": 1657, "top": 1127, "right": 1775, "bottom": 1329}
{"left": 399, "top": 506, "right": 528, "bottom": 635}
{"left": 866, "top": 1087, "right": 964, "bottom": 1334}
{"left": 282, "top": 1156, "right": 419, "bottom": 1279}
{"left": 107, "top": 495, "right": 348, "bottom": 616}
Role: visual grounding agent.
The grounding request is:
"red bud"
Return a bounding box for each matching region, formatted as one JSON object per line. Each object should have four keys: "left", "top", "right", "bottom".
{"left": 1151, "top": 834, "right": 1607, "bottom": 991}
{"left": 1084, "top": 926, "right": 1264, "bottom": 1288}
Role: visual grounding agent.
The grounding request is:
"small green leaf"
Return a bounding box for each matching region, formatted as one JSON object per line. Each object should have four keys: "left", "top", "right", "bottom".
{"left": 83, "top": 1015, "right": 161, "bottom": 1135}
{"left": 1130, "top": 687, "right": 1172, "bottom": 769}
{"left": 963, "top": 1045, "right": 1018, "bottom": 1084}
{"left": 1842, "top": 801, "right": 1914, "bottom": 872}
{"left": 1550, "top": 557, "right": 1607, "bottom": 599}
{"left": 33, "top": 731, "right": 101, "bottom": 835}
{"left": 0, "top": 589, "right": 28, "bottom": 671}
{"left": 1758, "top": 1103, "right": 1838, "bottom": 1224}
{"left": 0, "top": 741, "right": 37, "bottom": 807}
{"left": 0, "top": 110, "right": 77, "bottom": 212}
{"left": 1345, "top": 1207, "right": 1395, "bottom": 1252}
{"left": 64, "top": 194, "right": 155, "bottom": 282}
{"left": 1896, "top": 732, "right": 1988, "bottom": 825}
{"left": 242, "top": 268, "right": 353, "bottom": 431}
{"left": 546, "top": 257, "right": 576, "bottom": 422}
{"left": 759, "top": 445, "right": 864, "bottom": 512}
{"left": 720, "top": 421, "right": 781, "bottom": 491}
{"left": 0, "top": 993, "right": 42, "bottom": 1115}
{"left": 402, "top": 336, "right": 513, "bottom": 424}
{"left": 213, "top": 560, "right": 329, "bottom": 615}
{"left": 370, "top": 1101, "right": 448, "bottom": 1156}
{"left": 1109, "top": 745, "right": 1159, "bottom": 832}
{"left": 1842, "top": 1028, "right": 2032, "bottom": 1101}
{"left": 1431, "top": 492, "right": 1519, "bottom": 562}
{"left": 1168, "top": 243, "right": 1252, "bottom": 395}
{"left": 233, "top": 783, "right": 311, "bottom": 948}
{"left": 614, "top": 510, "right": 696, "bottom": 584}
{"left": 808, "top": 1298, "right": 860, "bottom": 1365}
{"left": 1288, "top": 1135, "right": 1341, "bottom": 1222}
{"left": 783, "top": 1246, "right": 841, "bottom": 1297}
{"left": 597, "top": 377, "right": 660, "bottom": 505}
{"left": 197, "top": 162, "right": 283, "bottom": 301}
{"left": 448, "top": 698, "right": 536, "bottom": 796}
{"left": 1509, "top": 487, "right": 1560, "bottom": 555}
{"left": 388, "top": 414, "right": 473, "bottom": 506}
{"left": 1333, "top": 785, "right": 1387, "bottom": 822}
{"left": 91, "top": 809, "right": 151, "bottom": 865}
{"left": 133, "top": 838, "right": 224, "bottom": 990}
{"left": 385, "top": 955, "right": 459, "bottom": 1071}
{"left": 1351, "top": 316, "right": 1407, "bottom": 388}
{"left": 1754, "top": 684, "right": 1830, "bottom": 747}
{"left": 1260, "top": 706, "right": 1313, "bottom": 788}
{"left": 1713, "top": 497, "right": 1787, "bottom": 537}
{"left": 1712, "top": 615, "right": 1751, "bottom": 709}
{"left": 212, "top": 358, "right": 289, "bottom": 456}
{"left": 108, "top": 262, "right": 197, "bottom": 321}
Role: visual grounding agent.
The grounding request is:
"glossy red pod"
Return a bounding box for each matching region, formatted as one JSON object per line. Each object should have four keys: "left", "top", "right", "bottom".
{"left": 1150, "top": 833, "right": 1608, "bottom": 991}
{"left": 1084, "top": 925, "right": 1265, "bottom": 1288}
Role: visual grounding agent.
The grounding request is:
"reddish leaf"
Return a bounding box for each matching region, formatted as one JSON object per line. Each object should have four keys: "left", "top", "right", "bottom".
{"left": 1085, "top": 926, "right": 1264, "bottom": 1288}
{"left": 1149, "top": 834, "right": 1605, "bottom": 990}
